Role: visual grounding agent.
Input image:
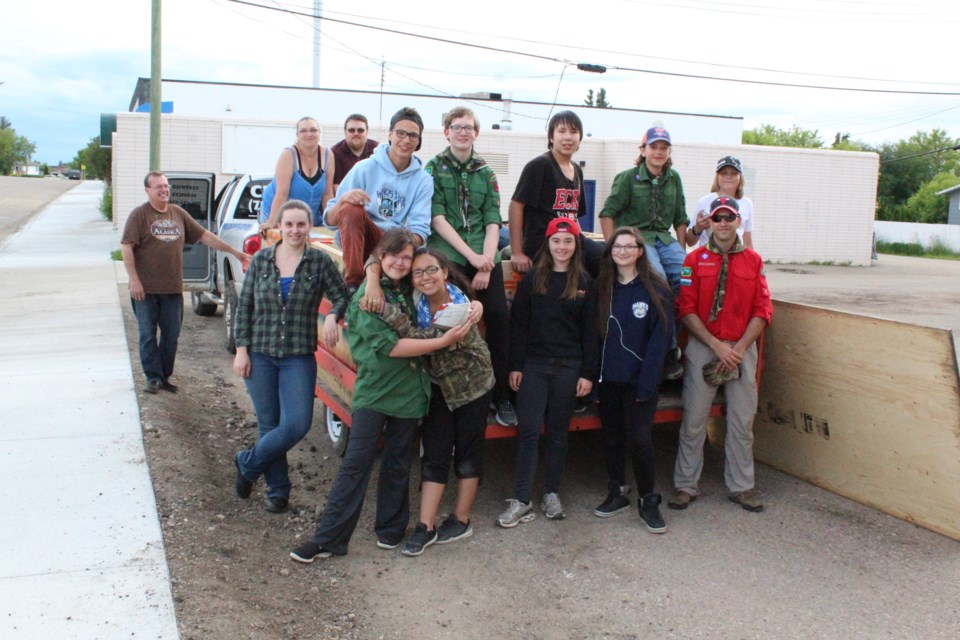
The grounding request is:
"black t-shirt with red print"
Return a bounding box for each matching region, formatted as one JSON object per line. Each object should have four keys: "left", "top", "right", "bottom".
{"left": 512, "top": 152, "right": 586, "bottom": 259}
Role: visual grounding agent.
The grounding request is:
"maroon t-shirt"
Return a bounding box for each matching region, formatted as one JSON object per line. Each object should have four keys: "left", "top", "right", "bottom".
{"left": 331, "top": 138, "right": 378, "bottom": 188}
{"left": 121, "top": 202, "right": 206, "bottom": 294}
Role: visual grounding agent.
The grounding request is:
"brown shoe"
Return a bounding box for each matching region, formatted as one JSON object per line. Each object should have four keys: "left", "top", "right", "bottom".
{"left": 729, "top": 490, "right": 764, "bottom": 512}
{"left": 667, "top": 490, "right": 696, "bottom": 510}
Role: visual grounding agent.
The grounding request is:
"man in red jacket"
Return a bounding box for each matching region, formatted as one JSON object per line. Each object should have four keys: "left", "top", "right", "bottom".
{"left": 668, "top": 196, "right": 773, "bottom": 513}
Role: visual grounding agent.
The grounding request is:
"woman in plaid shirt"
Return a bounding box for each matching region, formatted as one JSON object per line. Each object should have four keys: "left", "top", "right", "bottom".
{"left": 232, "top": 200, "right": 350, "bottom": 514}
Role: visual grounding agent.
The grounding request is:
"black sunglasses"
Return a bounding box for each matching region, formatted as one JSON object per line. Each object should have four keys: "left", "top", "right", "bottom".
{"left": 710, "top": 213, "right": 740, "bottom": 223}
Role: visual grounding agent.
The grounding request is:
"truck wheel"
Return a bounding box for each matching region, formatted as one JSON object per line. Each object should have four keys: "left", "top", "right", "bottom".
{"left": 191, "top": 291, "right": 218, "bottom": 317}
{"left": 325, "top": 406, "right": 348, "bottom": 457}
{"left": 224, "top": 275, "right": 238, "bottom": 354}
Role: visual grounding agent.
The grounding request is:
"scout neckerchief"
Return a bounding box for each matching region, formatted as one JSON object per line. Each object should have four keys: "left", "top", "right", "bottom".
{"left": 705, "top": 234, "right": 745, "bottom": 322}
{"left": 440, "top": 148, "right": 487, "bottom": 233}
{"left": 414, "top": 283, "right": 469, "bottom": 329}
{"left": 380, "top": 275, "right": 414, "bottom": 319}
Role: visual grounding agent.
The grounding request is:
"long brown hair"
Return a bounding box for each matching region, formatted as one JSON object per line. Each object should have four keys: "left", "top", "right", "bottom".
{"left": 596, "top": 227, "right": 671, "bottom": 337}
{"left": 532, "top": 230, "right": 586, "bottom": 300}
{"left": 412, "top": 246, "right": 475, "bottom": 299}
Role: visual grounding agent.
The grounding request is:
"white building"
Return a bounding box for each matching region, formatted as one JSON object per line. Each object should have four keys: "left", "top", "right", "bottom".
{"left": 112, "top": 79, "right": 879, "bottom": 265}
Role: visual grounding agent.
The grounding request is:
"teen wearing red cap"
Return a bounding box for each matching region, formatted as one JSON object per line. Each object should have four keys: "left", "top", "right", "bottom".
{"left": 497, "top": 217, "right": 599, "bottom": 527}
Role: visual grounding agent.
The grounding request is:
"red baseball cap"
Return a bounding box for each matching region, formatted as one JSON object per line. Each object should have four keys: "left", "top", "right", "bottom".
{"left": 545, "top": 217, "right": 581, "bottom": 238}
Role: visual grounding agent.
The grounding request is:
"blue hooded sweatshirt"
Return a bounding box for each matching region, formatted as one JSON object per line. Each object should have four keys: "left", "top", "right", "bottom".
{"left": 599, "top": 276, "right": 672, "bottom": 402}
{"left": 322, "top": 143, "right": 433, "bottom": 245}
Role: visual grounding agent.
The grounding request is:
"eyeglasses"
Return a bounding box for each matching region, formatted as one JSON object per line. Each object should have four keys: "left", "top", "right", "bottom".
{"left": 449, "top": 124, "right": 476, "bottom": 134}
{"left": 298, "top": 128, "right": 320, "bottom": 134}
{"left": 411, "top": 265, "right": 442, "bottom": 279}
{"left": 392, "top": 128, "right": 421, "bottom": 142}
{"left": 386, "top": 254, "right": 413, "bottom": 265}
{"left": 710, "top": 213, "right": 740, "bottom": 223}
{"left": 346, "top": 127, "right": 366, "bottom": 134}
{"left": 612, "top": 244, "right": 640, "bottom": 252}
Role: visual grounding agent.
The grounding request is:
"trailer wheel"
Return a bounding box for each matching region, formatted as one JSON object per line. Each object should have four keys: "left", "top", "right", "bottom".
{"left": 224, "top": 275, "right": 238, "bottom": 354}
{"left": 325, "top": 406, "right": 348, "bottom": 457}
{"left": 191, "top": 291, "right": 217, "bottom": 317}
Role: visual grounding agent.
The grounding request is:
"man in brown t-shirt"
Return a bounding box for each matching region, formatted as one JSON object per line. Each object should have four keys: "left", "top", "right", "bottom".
{"left": 121, "top": 171, "right": 250, "bottom": 394}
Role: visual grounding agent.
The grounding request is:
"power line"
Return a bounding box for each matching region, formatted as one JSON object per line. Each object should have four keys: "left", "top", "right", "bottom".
{"left": 226, "top": 0, "right": 960, "bottom": 96}
{"left": 880, "top": 144, "right": 960, "bottom": 163}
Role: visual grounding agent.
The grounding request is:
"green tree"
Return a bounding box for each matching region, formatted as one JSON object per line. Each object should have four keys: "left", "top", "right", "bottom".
{"left": 876, "top": 129, "right": 960, "bottom": 220}
{"left": 0, "top": 125, "right": 37, "bottom": 175}
{"left": 742, "top": 124, "right": 824, "bottom": 148}
{"left": 74, "top": 136, "right": 112, "bottom": 183}
{"left": 897, "top": 172, "right": 959, "bottom": 224}
{"left": 0, "top": 116, "right": 11, "bottom": 130}
{"left": 831, "top": 132, "right": 874, "bottom": 152}
{"left": 584, "top": 88, "right": 612, "bottom": 108}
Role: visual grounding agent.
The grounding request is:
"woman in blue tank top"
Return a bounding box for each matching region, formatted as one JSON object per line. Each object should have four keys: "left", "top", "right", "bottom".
{"left": 259, "top": 116, "right": 335, "bottom": 229}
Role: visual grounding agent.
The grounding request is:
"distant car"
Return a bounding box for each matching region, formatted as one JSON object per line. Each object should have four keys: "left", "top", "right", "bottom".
{"left": 67, "top": 170, "right": 82, "bottom": 180}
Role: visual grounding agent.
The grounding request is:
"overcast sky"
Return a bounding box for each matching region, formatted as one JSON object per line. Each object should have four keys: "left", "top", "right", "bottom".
{"left": 3, "top": 0, "right": 959, "bottom": 164}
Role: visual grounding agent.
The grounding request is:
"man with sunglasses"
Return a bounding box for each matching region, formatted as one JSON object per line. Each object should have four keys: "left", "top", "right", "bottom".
{"left": 669, "top": 196, "right": 773, "bottom": 514}
{"left": 599, "top": 126, "right": 690, "bottom": 379}
{"left": 324, "top": 107, "right": 433, "bottom": 287}
{"left": 331, "top": 114, "right": 379, "bottom": 192}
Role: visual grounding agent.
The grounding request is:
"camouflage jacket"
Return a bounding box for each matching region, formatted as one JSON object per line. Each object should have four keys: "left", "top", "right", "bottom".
{"left": 379, "top": 301, "right": 494, "bottom": 411}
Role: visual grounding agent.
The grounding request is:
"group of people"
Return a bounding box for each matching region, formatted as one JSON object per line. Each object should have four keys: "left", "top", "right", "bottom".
{"left": 119, "top": 105, "right": 771, "bottom": 566}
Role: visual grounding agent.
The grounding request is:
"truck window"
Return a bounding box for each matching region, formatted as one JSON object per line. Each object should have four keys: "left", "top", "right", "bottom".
{"left": 233, "top": 178, "right": 270, "bottom": 221}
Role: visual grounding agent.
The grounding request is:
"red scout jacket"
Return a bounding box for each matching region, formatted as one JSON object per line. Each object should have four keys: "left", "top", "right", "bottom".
{"left": 677, "top": 246, "right": 773, "bottom": 341}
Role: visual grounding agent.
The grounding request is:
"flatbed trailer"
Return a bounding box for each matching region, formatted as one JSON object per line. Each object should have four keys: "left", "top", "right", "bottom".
{"left": 301, "top": 233, "right": 754, "bottom": 454}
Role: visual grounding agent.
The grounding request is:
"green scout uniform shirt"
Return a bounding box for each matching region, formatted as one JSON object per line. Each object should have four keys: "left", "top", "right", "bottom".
{"left": 424, "top": 148, "right": 502, "bottom": 267}
{"left": 378, "top": 301, "right": 494, "bottom": 411}
{"left": 346, "top": 278, "right": 430, "bottom": 418}
{"left": 599, "top": 164, "right": 689, "bottom": 247}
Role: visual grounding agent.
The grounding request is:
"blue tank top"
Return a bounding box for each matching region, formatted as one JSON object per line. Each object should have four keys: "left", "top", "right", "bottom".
{"left": 260, "top": 146, "right": 330, "bottom": 226}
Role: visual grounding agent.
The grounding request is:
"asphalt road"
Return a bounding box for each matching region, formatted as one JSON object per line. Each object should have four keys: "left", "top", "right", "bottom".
{"left": 0, "top": 175, "right": 80, "bottom": 243}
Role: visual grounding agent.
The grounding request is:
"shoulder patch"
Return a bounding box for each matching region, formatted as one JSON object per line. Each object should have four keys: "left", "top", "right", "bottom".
{"left": 680, "top": 277, "right": 692, "bottom": 287}
{"left": 681, "top": 266, "right": 692, "bottom": 277}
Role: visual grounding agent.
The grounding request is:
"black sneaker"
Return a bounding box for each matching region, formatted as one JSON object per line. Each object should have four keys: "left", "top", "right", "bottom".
{"left": 145, "top": 379, "right": 162, "bottom": 394}
{"left": 290, "top": 542, "right": 332, "bottom": 563}
{"left": 234, "top": 452, "right": 253, "bottom": 499}
{"left": 264, "top": 496, "right": 289, "bottom": 513}
{"left": 640, "top": 493, "right": 667, "bottom": 534}
{"left": 401, "top": 523, "right": 437, "bottom": 557}
{"left": 435, "top": 515, "right": 473, "bottom": 544}
{"left": 662, "top": 347, "right": 684, "bottom": 381}
{"left": 594, "top": 486, "right": 631, "bottom": 517}
{"left": 376, "top": 532, "right": 403, "bottom": 549}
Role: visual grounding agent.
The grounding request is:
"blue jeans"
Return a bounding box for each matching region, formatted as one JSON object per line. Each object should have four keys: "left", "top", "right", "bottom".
{"left": 645, "top": 238, "right": 685, "bottom": 346}
{"left": 131, "top": 293, "right": 183, "bottom": 383}
{"left": 237, "top": 352, "right": 316, "bottom": 499}
{"left": 645, "top": 238, "right": 686, "bottom": 296}
{"left": 310, "top": 408, "right": 418, "bottom": 556}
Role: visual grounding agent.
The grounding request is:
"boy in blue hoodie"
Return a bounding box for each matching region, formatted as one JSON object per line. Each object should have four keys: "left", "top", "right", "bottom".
{"left": 324, "top": 107, "right": 434, "bottom": 286}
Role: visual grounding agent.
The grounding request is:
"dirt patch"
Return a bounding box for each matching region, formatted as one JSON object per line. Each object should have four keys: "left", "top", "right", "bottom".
{"left": 121, "top": 293, "right": 375, "bottom": 639}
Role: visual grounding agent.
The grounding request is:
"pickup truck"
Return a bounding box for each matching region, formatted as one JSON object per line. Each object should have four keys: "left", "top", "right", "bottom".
{"left": 171, "top": 172, "right": 271, "bottom": 352}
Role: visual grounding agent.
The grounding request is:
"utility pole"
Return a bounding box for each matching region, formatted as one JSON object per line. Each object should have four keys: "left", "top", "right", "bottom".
{"left": 378, "top": 58, "right": 385, "bottom": 123}
{"left": 150, "top": 0, "right": 162, "bottom": 171}
{"left": 311, "top": 0, "right": 322, "bottom": 88}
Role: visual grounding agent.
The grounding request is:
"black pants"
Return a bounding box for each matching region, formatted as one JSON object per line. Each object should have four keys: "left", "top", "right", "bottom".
{"left": 451, "top": 262, "right": 510, "bottom": 405}
{"left": 513, "top": 357, "right": 580, "bottom": 503}
{"left": 421, "top": 385, "right": 491, "bottom": 484}
{"left": 310, "top": 408, "right": 417, "bottom": 555}
{"left": 598, "top": 382, "right": 658, "bottom": 496}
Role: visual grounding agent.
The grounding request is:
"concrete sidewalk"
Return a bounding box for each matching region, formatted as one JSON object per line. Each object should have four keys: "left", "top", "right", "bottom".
{"left": 0, "top": 182, "right": 179, "bottom": 638}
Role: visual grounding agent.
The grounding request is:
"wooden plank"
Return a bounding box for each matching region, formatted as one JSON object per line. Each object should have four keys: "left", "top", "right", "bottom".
{"left": 755, "top": 300, "right": 960, "bottom": 540}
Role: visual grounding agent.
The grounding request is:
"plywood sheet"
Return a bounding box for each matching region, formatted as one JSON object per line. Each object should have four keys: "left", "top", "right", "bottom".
{"left": 755, "top": 300, "right": 960, "bottom": 540}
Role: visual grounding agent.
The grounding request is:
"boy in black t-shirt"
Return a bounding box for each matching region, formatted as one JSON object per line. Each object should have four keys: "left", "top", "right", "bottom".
{"left": 508, "top": 110, "right": 602, "bottom": 277}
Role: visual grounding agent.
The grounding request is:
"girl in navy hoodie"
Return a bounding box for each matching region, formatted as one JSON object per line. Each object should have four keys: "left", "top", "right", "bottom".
{"left": 594, "top": 226, "right": 672, "bottom": 533}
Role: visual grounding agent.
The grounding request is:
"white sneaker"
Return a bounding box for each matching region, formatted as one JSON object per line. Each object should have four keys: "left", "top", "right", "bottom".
{"left": 497, "top": 499, "right": 535, "bottom": 528}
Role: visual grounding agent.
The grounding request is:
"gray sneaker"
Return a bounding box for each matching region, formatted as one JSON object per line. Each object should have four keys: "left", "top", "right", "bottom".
{"left": 495, "top": 401, "right": 518, "bottom": 426}
{"left": 435, "top": 514, "right": 473, "bottom": 544}
{"left": 541, "top": 492, "right": 566, "bottom": 520}
{"left": 497, "top": 499, "right": 535, "bottom": 528}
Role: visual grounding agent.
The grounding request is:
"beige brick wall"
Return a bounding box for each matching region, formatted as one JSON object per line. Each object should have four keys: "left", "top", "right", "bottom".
{"left": 113, "top": 114, "right": 879, "bottom": 265}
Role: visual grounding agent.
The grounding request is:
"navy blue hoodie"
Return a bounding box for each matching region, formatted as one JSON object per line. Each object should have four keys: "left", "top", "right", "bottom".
{"left": 599, "top": 277, "right": 672, "bottom": 402}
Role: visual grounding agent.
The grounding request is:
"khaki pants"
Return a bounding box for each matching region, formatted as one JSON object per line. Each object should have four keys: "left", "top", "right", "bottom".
{"left": 673, "top": 336, "right": 759, "bottom": 495}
